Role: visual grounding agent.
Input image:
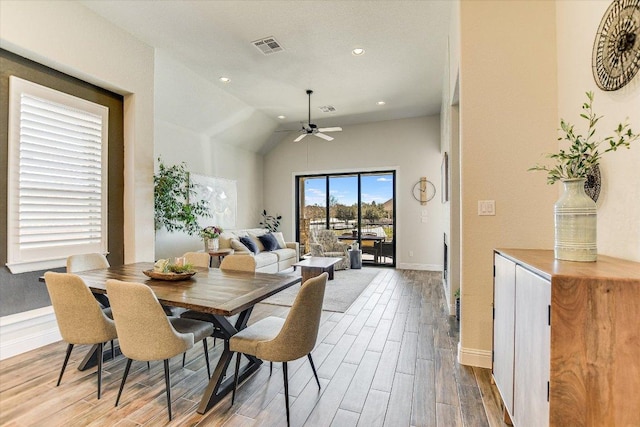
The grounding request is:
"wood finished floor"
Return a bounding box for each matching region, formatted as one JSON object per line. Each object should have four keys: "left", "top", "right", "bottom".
{"left": 0, "top": 269, "right": 509, "bottom": 426}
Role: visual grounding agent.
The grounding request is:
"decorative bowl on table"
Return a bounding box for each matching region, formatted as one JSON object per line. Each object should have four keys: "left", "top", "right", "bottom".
{"left": 143, "top": 270, "right": 196, "bottom": 281}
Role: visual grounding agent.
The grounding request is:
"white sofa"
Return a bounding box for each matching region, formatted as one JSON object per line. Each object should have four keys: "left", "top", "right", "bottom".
{"left": 217, "top": 228, "right": 299, "bottom": 273}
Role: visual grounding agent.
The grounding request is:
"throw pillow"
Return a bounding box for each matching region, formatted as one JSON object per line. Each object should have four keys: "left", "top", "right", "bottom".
{"left": 271, "top": 231, "right": 287, "bottom": 249}
{"left": 230, "top": 238, "right": 250, "bottom": 253}
{"left": 258, "top": 233, "right": 280, "bottom": 251}
{"left": 239, "top": 236, "right": 259, "bottom": 254}
{"left": 248, "top": 233, "right": 265, "bottom": 252}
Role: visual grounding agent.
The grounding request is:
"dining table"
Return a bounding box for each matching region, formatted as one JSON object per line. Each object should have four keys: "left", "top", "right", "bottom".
{"left": 72, "top": 262, "right": 301, "bottom": 414}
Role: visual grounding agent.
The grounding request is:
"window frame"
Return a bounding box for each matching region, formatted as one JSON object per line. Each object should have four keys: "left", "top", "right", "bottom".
{"left": 6, "top": 76, "right": 109, "bottom": 273}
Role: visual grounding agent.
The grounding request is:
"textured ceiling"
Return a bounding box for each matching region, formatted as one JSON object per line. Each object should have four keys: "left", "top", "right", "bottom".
{"left": 82, "top": 0, "right": 451, "bottom": 149}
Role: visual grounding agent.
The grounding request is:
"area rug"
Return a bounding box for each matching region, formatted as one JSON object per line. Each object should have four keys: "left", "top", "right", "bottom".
{"left": 261, "top": 267, "right": 381, "bottom": 313}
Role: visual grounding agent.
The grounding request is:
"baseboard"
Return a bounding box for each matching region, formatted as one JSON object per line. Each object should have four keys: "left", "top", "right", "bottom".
{"left": 457, "top": 342, "right": 492, "bottom": 369}
{"left": 396, "top": 263, "right": 443, "bottom": 271}
{"left": 0, "top": 306, "right": 61, "bottom": 361}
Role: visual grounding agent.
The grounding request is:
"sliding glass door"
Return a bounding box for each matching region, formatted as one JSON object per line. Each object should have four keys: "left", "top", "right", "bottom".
{"left": 297, "top": 171, "right": 395, "bottom": 266}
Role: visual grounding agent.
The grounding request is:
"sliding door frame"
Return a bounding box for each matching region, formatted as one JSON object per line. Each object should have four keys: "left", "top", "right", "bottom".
{"left": 295, "top": 170, "right": 396, "bottom": 267}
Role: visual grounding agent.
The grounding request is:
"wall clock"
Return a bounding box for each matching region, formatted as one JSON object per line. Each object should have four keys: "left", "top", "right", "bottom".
{"left": 412, "top": 177, "right": 436, "bottom": 205}
{"left": 592, "top": 0, "right": 640, "bottom": 91}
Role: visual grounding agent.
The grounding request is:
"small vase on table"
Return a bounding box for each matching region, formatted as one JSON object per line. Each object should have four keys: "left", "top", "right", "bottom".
{"left": 205, "top": 238, "right": 219, "bottom": 252}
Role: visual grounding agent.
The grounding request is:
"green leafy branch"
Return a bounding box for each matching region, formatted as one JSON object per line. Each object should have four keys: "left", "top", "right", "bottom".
{"left": 529, "top": 91, "right": 639, "bottom": 185}
{"left": 259, "top": 210, "right": 282, "bottom": 232}
{"left": 154, "top": 157, "right": 211, "bottom": 235}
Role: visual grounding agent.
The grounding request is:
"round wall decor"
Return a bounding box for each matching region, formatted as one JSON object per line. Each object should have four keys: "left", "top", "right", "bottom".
{"left": 592, "top": 0, "right": 640, "bottom": 91}
{"left": 412, "top": 178, "right": 436, "bottom": 205}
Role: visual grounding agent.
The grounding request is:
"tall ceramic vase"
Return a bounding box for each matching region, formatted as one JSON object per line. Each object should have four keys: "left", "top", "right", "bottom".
{"left": 554, "top": 178, "right": 597, "bottom": 262}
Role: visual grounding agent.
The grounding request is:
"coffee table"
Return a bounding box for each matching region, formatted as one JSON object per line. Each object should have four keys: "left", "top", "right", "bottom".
{"left": 293, "top": 257, "right": 343, "bottom": 284}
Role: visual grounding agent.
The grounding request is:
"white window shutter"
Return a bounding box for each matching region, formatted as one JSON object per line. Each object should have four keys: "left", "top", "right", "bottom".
{"left": 7, "top": 76, "right": 109, "bottom": 273}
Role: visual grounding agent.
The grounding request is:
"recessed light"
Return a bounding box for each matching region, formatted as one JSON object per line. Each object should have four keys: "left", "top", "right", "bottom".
{"left": 219, "top": 77, "right": 231, "bottom": 83}
{"left": 352, "top": 48, "right": 365, "bottom": 56}
{"left": 277, "top": 115, "right": 286, "bottom": 119}
{"left": 376, "top": 101, "right": 386, "bottom": 105}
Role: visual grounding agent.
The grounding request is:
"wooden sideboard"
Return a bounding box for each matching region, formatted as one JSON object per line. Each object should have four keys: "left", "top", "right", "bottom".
{"left": 492, "top": 249, "right": 640, "bottom": 427}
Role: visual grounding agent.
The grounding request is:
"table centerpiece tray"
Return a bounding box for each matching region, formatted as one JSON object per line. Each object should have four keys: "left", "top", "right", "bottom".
{"left": 143, "top": 270, "right": 196, "bottom": 281}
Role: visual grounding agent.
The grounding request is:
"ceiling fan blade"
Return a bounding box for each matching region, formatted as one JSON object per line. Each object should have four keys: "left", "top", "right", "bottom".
{"left": 318, "top": 127, "right": 342, "bottom": 132}
{"left": 294, "top": 134, "right": 307, "bottom": 142}
{"left": 315, "top": 132, "right": 334, "bottom": 141}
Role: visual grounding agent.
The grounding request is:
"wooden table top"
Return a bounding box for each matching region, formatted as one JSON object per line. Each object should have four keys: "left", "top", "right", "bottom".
{"left": 294, "top": 257, "right": 343, "bottom": 268}
{"left": 74, "top": 262, "right": 301, "bottom": 316}
{"left": 337, "top": 235, "right": 385, "bottom": 241}
{"left": 495, "top": 248, "right": 640, "bottom": 281}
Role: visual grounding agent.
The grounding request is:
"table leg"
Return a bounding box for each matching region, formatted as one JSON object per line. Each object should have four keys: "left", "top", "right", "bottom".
{"left": 327, "top": 265, "right": 335, "bottom": 280}
{"left": 78, "top": 343, "right": 121, "bottom": 371}
{"left": 197, "top": 307, "right": 263, "bottom": 414}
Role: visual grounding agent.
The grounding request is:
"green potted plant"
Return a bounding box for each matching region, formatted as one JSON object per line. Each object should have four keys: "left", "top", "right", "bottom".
{"left": 154, "top": 157, "right": 211, "bottom": 236}
{"left": 529, "top": 92, "right": 639, "bottom": 185}
{"left": 529, "top": 92, "right": 639, "bottom": 262}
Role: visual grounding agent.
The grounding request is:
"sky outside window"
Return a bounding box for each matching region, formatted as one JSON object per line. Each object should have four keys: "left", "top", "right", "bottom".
{"left": 304, "top": 174, "right": 393, "bottom": 206}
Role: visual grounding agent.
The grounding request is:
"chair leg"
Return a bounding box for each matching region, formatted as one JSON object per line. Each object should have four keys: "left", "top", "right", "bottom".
{"left": 270, "top": 361, "right": 273, "bottom": 375}
{"left": 97, "top": 342, "right": 103, "bottom": 399}
{"left": 231, "top": 352, "right": 241, "bottom": 405}
{"left": 147, "top": 361, "right": 151, "bottom": 370}
{"left": 115, "top": 358, "right": 132, "bottom": 406}
{"left": 203, "top": 338, "right": 211, "bottom": 379}
{"left": 182, "top": 352, "right": 186, "bottom": 367}
{"left": 164, "top": 359, "right": 172, "bottom": 421}
{"left": 307, "top": 354, "right": 321, "bottom": 390}
{"left": 56, "top": 343, "right": 74, "bottom": 387}
{"left": 110, "top": 340, "right": 115, "bottom": 360}
{"left": 283, "top": 362, "right": 290, "bottom": 427}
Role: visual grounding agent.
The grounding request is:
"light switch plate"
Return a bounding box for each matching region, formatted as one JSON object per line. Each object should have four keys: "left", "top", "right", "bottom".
{"left": 478, "top": 200, "right": 496, "bottom": 216}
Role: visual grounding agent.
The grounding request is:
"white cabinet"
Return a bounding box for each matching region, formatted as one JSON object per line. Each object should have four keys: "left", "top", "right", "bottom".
{"left": 493, "top": 253, "right": 550, "bottom": 427}
{"left": 492, "top": 254, "right": 516, "bottom": 415}
{"left": 513, "top": 265, "right": 550, "bottom": 427}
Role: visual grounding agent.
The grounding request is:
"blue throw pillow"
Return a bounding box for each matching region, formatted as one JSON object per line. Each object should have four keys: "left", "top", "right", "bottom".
{"left": 239, "top": 236, "right": 259, "bottom": 254}
{"left": 258, "top": 233, "right": 280, "bottom": 251}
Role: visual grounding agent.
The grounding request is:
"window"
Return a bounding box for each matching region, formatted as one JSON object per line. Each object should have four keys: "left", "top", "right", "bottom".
{"left": 6, "top": 76, "right": 108, "bottom": 273}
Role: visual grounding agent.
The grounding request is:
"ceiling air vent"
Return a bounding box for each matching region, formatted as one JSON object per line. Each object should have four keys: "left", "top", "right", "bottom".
{"left": 252, "top": 37, "right": 284, "bottom": 55}
{"left": 318, "top": 105, "right": 336, "bottom": 113}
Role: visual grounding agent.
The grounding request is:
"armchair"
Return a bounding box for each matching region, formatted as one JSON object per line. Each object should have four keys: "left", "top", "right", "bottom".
{"left": 308, "top": 229, "right": 350, "bottom": 270}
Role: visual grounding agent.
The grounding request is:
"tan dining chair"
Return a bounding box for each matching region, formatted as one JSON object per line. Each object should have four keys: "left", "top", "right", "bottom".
{"left": 106, "top": 279, "right": 214, "bottom": 421}
{"left": 44, "top": 272, "right": 118, "bottom": 400}
{"left": 66, "top": 253, "right": 110, "bottom": 272}
{"left": 67, "top": 253, "right": 111, "bottom": 307}
{"left": 180, "top": 253, "right": 255, "bottom": 351}
{"left": 219, "top": 253, "right": 257, "bottom": 271}
{"left": 230, "top": 272, "right": 328, "bottom": 426}
{"left": 183, "top": 251, "right": 211, "bottom": 268}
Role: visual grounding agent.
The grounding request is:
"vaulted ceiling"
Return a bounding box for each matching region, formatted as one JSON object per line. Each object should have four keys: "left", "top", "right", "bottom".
{"left": 82, "top": 1, "right": 451, "bottom": 152}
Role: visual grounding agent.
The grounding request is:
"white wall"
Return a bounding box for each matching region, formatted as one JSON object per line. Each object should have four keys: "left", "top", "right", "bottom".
{"left": 457, "top": 0, "right": 559, "bottom": 367}
{"left": 556, "top": 1, "right": 640, "bottom": 262}
{"left": 0, "top": 0, "right": 156, "bottom": 263}
{"left": 153, "top": 51, "right": 267, "bottom": 260}
{"left": 264, "top": 116, "right": 444, "bottom": 270}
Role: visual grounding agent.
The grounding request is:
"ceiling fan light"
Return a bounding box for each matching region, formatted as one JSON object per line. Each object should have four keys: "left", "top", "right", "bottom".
{"left": 277, "top": 115, "right": 286, "bottom": 119}
{"left": 352, "top": 48, "right": 365, "bottom": 56}
{"left": 376, "top": 101, "right": 386, "bottom": 105}
{"left": 219, "top": 77, "right": 231, "bottom": 83}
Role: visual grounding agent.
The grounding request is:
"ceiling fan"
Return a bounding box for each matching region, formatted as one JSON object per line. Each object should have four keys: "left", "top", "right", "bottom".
{"left": 294, "top": 90, "right": 342, "bottom": 142}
